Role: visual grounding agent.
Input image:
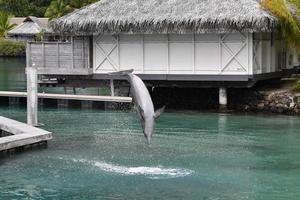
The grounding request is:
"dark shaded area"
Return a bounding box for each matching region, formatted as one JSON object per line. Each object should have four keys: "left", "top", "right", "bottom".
{"left": 150, "top": 87, "right": 219, "bottom": 110}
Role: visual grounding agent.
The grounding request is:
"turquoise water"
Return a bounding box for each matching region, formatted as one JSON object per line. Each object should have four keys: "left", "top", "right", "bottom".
{"left": 0, "top": 107, "right": 300, "bottom": 199}
{"left": 0, "top": 57, "right": 26, "bottom": 91}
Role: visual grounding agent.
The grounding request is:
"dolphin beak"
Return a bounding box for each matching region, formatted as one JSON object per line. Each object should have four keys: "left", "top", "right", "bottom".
{"left": 146, "top": 136, "right": 151, "bottom": 145}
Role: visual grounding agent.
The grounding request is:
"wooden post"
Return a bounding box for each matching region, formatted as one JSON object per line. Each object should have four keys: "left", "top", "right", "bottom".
{"left": 219, "top": 87, "right": 227, "bottom": 110}
{"left": 26, "top": 67, "right": 38, "bottom": 126}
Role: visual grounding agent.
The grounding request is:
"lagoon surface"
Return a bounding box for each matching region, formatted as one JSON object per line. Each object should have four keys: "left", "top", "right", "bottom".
{"left": 0, "top": 57, "right": 26, "bottom": 92}
{"left": 0, "top": 107, "right": 300, "bottom": 199}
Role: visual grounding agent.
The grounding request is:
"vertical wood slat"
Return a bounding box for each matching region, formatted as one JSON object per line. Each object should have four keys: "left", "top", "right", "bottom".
{"left": 26, "top": 43, "right": 31, "bottom": 68}
{"left": 93, "top": 35, "right": 96, "bottom": 72}
{"left": 57, "top": 43, "right": 60, "bottom": 68}
{"left": 82, "top": 37, "right": 85, "bottom": 68}
{"left": 141, "top": 34, "right": 144, "bottom": 73}
{"left": 167, "top": 34, "right": 170, "bottom": 74}
{"left": 248, "top": 33, "right": 253, "bottom": 75}
{"left": 192, "top": 34, "right": 195, "bottom": 73}
{"left": 219, "top": 34, "right": 222, "bottom": 73}
{"left": 71, "top": 37, "right": 74, "bottom": 69}
{"left": 86, "top": 37, "right": 91, "bottom": 68}
{"left": 42, "top": 43, "right": 45, "bottom": 68}
{"left": 117, "top": 35, "right": 120, "bottom": 71}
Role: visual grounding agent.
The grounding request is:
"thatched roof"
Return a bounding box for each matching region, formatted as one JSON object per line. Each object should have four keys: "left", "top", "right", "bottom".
{"left": 50, "top": 0, "right": 278, "bottom": 35}
{"left": 8, "top": 16, "right": 50, "bottom": 35}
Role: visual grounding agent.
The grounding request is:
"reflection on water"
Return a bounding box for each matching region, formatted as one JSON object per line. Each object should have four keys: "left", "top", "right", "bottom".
{"left": 0, "top": 108, "right": 300, "bottom": 199}
{"left": 0, "top": 57, "right": 26, "bottom": 91}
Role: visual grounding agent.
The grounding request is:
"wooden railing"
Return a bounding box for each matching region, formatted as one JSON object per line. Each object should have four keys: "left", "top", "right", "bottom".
{"left": 27, "top": 38, "right": 92, "bottom": 75}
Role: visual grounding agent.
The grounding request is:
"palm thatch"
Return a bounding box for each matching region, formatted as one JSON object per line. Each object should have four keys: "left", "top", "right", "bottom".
{"left": 50, "top": 0, "right": 278, "bottom": 35}
{"left": 8, "top": 17, "right": 50, "bottom": 35}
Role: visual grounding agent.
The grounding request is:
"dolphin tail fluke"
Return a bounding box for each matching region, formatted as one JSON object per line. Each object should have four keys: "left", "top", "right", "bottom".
{"left": 108, "top": 69, "right": 134, "bottom": 76}
{"left": 154, "top": 106, "right": 165, "bottom": 119}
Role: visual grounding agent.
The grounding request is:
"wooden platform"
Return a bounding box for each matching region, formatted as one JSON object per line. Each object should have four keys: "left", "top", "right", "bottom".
{"left": 0, "top": 116, "right": 52, "bottom": 151}
{"left": 0, "top": 91, "right": 132, "bottom": 103}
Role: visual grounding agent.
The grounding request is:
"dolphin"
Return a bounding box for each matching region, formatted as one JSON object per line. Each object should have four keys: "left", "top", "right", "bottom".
{"left": 110, "top": 70, "right": 165, "bottom": 144}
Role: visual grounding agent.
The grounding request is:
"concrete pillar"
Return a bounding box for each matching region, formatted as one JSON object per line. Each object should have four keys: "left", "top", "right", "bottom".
{"left": 26, "top": 67, "right": 38, "bottom": 126}
{"left": 219, "top": 87, "right": 227, "bottom": 110}
{"left": 110, "top": 79, "right": 115, "bottom": 96}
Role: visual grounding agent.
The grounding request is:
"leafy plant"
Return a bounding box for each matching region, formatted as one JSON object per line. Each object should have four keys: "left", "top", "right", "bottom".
{"left": 0, "top": 12, "right": 15, "bottom": 38}
{"left": 67, "top": 0, "right": 97, "bottom": 9}
{"left": 293, "top": 79, "right": 300, "bottom": 92}
{"left": 44, "top": 0, "right": 73, "bottom": 19}
{"left": 262, "top": 0, "right": 300, "bottom": 49}
{"left": 0, "top": 39, "right": 26, "bottom": 56}
{"left": 36, "top": 29, "right": 46, "bottom": 41}
{"left": 0, "top": 0, "right": 52, "bottom": 17}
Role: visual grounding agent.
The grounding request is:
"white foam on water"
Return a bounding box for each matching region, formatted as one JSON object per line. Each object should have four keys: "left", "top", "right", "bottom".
{"left": 73, "top": 159, "right": 193, "bottom": 179}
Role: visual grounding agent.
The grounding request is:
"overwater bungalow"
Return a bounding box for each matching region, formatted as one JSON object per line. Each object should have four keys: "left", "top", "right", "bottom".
{"left": 8, "top": 16, "right": 50, "bottom": 41}
{"left": 26, "top": 0, "right": 295, "bottom": 113}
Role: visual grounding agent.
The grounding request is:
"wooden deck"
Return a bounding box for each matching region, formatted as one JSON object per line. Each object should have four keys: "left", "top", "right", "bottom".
{"left": 0, "top": 91, "right": 132, "bottom": 103}
{"left": 0, "top": 116, "right": 52, "bottom": 151}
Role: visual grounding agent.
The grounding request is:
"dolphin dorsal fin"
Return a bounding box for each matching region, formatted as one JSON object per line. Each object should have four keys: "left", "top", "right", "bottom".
{"left": 154, "top": 106, "right": 165, "bottom": 119}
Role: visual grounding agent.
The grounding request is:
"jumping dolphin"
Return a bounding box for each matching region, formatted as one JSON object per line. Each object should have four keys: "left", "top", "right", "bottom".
{"left": 110, "top": 70, "right": 165, "bottom": 144}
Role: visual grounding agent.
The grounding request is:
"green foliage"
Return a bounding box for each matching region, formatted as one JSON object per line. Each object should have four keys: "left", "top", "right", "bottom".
{"left": 293, "top": 79, "right": 300, "bottom": 92}
{"left": 45, "top": 0, "right": 73, "bottom": 19}
{"left": 262, "top": 0, "right": 300, "bottom": 49}
{"left": 0, "top": 39, "right": 26, "bottom": 57}
{"left": 0, "top": 0, "right": 52, "bottom": 17}
{"left": 36, "top": 29, "right": 46, "bottom": 41}
{"left": 0, "top": 12, "right": 15, "bottom": 38}
{"left": 67, "top": 0, "right": 98, "bottom": 9}
{"left": 0, "top": 0, "right": 97, "bottom": 18}
{"left": 44, "top": 0, "right": 97, "bottom": 19}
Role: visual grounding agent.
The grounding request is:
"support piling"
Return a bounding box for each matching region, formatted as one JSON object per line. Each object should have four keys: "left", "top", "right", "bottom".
{"left": 219, "top": 87, "right": 227, "bottom": 110}
{"left": 26, "top": 67, "right": 38, "bottom": 127}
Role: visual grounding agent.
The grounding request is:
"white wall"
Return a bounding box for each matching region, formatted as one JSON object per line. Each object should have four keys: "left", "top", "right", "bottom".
{"left": 253, "top": 32, "right": 287, "bottom": 74}
{"left": 93, "top": 32, "right": 252, "bottom": 75}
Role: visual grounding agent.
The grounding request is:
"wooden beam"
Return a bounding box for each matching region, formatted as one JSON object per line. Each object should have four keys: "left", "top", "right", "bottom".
{"left": 37, "top": 68, "right": 93, "bottom": 75}
{"left": 0, "top": 91, "right": 132, "bottom": 103}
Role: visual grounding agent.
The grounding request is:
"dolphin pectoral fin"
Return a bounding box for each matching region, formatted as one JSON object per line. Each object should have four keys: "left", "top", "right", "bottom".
{"left": 154, "top": 106, "right": 165, "bottom": 119}
{"left": 137, "top": 105, "right": 145, "bottom": 121}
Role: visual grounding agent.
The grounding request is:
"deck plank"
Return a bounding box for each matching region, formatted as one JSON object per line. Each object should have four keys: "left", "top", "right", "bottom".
{"left": 0, "top": 116, "right": 52, "bottom": 151}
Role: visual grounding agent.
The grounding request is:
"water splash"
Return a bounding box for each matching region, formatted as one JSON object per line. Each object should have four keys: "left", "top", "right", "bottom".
{"left": 73, "top": 159, "right": 193, "bottom": 179}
